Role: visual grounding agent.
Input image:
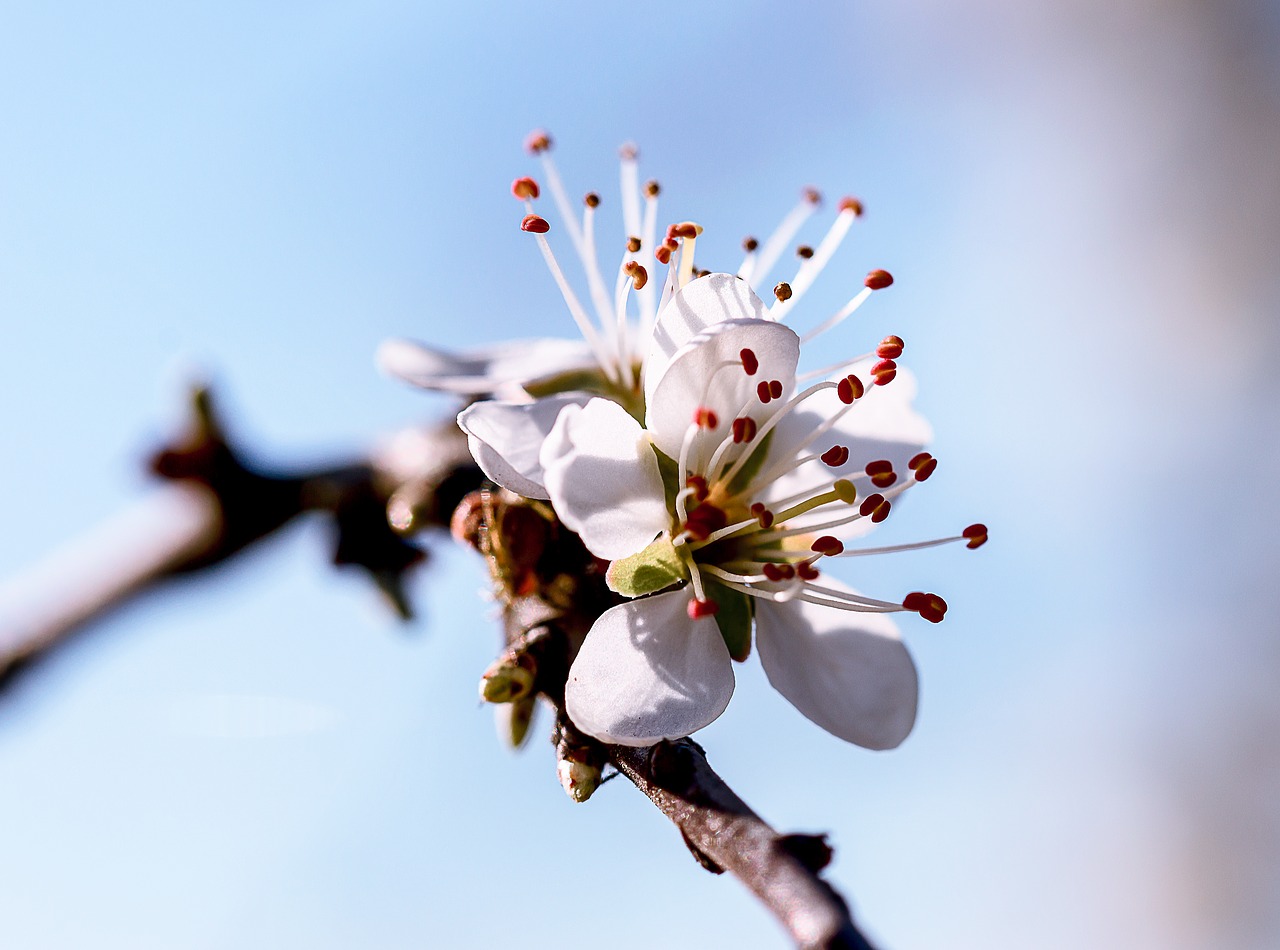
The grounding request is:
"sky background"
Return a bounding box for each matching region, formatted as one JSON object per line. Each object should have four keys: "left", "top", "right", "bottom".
{"left": 2, "top": 1, "right": 1278, "bottom": 948}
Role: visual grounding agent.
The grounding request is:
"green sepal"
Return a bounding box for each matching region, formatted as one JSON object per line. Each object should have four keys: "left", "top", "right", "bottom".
{"left": 606, "top": 535, "right": 688, "bottom": 597}
{"left": 523, "top": 368, "right": 645, "bottom": 422}
{"left": 709, "top": 581, "right": 754, "bottom": 662}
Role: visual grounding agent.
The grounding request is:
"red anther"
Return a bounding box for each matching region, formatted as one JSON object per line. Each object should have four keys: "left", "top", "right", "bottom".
{"left": 913, "top": 457, "right": 938, "bottom": 481}
{"left": 837, "top": 374, "right": 865, "bottom": 404}
{"left": 686, "top": 475, "right": 709, "bottom": 502}
{"left": 797, "top": 561, "right": 821, "bottom": 581}
{"left": 820, "top": 445, "right": 850, "bottom": 467}
{"left": 750, "top": 502, "right": 774, "bottom": 529}
{"left": 963, "top": 523, "right": 989, "bottom": 549}
{"left": 654, "top": 245, "right": 673, "bottom": 265}
{"left": 796, "top": 245, "right": 814, "bottom": 260}
{"left": 624, "top": 261, "right": 649, "bottom": 291}
{"left": 865, "top": 459, "right": 897, "bottom": 488}
{"left": 908, "top": 452, "right": 932, "bottom": 470}
{"left": 683, "top": 503, "right": 728, "bottom": 541}
{"left": 520, "top": 214, "right": 550, "bottom": 234}
{"left": 871, "top": 359, "right": 898, "bottom": 386}
{"left": 876, "top": 335, "right": 904, "bottom": 359}
{"left": 739, "top": 348, "right": 759, "bottom": 375}
{"left": 773, "top": 282, "right": 793, "bottom": 302}
{"left": 644, "top": 179, "right": 661, "bottom": 197}
{"left": 903, "top": 591, "right": 947, "bottom": 623}
{"left": 769, "top": 379, "right": 783, "bottom": 400}
{"left": 872, "top": 498, "right": 892, "bottom": 522}
{"left": 525, "top": 129, "right": 552, "bottom": 154}
{"left": 627, "top": 236, "right": 642, "bottom": 253}
{"left": 756, "top": 381, "right": 774, "bottom": 403}
{"left": 511, "top": 176, "right": 540, "bottom": 200}
{"left": 688, "top": 597, "right": 720, "bottom": 619}
{"left": 584, "top": 191, "right": 600, "bottom": 208}
{"left": 762, "top": 563, "right": 787, "bottom": 582}
{"left": 732, "top": 416, "right": 758, "bottom": 443}
{"left": 742, "top": 236, "right": 759, "bottom": 252}
{"left": 693, "top": 406, "right": 719, "bottom": 429}
{"left": 811, "top": 536, "right": 845, "bottom": 556}
{"left": 670, "top": 221, "right": 701, "bottom": 239}
{"left": 865, "top": 269, "right": 894, "bottom": 290}
{"left": 858, "top": 493, "right": 884, "bottom": 517}
{"left": 803, "top": 187, "right": 823, "bottom": 205}
{"left": 839, "top": 196, "right": 865, "bottom": 216}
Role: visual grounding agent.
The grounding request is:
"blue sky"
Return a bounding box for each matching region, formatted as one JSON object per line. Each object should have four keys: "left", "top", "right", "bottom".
{"left": 2, "top": 2, "right": 1278, "bottom": 947}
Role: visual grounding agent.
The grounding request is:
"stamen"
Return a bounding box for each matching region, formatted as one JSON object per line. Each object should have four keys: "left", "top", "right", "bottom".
{"left": 836, "top": 529, "right": 986, "bottom": 558}
{"left": 902, "top": 591, "right": 947, "bottom": 623}
{"left": 740, "top": 348, "right": 759, "bottom": 375}
{"left": 770, "top": 197, "right": 862, "bottom": 321}
{"left": 963, "top": 523, "right": 989, "bottom": 549}
{"left": 811, "top": 536, "right": 844, "bottom": 556}
{"left": 877, "top": 335, "right": 904, "bottom": 359}
{"left": 871, "top": 359, "right": 897, "bottom": 386}
{"left": 909, "top": 452, "right": 938, "bottom": 481}
{"left": 859, "top": 493, "right": 892, "bottom": 523}
{"left": 837, "top": 374, "right": 864, "bottom": 403}
{"left": 773, "top": 281, "right": 793, "bottom": 303}
{"left": 688, "top": 597, "right": 720, "bottom": 619}
{"left": 511, "top": 177, "right": 540, "bottom": 200}
{"left": 865, "top": 268, "right": 894, "bottom": 290}
{"left": 521, "top": 214, "right": 550, "bottom": 234}
{"left": 619, "top": 143, "right": 641, "bottom": 248}
{"left": 527, "top": 227, "right": 621, "bottom": 384}
{"left": 751, "top": 188, "right": 822, "bottom": 287}
{"left": 694, "top": 407, "right": 719, "bottom": 429}
{"left": 801, "top": 270, "right": 892, "bottom": 344}
{"left": 821, "top": 445, "right": 850, "bottom": 467}
{"left": 864, "top": 460, "right": 898, "bottom": 488}
{"left": 732, "top": 417, "right": 758, "bottom": 443}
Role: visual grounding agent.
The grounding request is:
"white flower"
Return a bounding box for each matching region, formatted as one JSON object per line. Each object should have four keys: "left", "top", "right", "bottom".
{"left": 468, "top": 273, "right": 985, "bottom": 749}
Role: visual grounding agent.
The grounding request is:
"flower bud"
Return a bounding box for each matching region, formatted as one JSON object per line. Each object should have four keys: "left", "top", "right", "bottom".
{"left": 557, "top": 754, "right": 602, "bottom": 803}
{"left": 479, "top": 651, "right": 537, "bottom": 704}
{"left": 496, "top": 695, "right": 537, "bottom": 749}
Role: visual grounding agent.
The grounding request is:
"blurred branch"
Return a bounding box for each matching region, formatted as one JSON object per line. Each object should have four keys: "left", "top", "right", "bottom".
{"left": 0, "top": 391, "right": 880, "bottom": 949}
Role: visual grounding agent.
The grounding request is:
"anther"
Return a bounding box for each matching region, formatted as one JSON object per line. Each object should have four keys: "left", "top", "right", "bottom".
{"left": 511, "top": 177, "right": 540, "bottom": 200}
{"left": 619, "top": 142, "right": 639, "bottom": 160}
{"left": 521, "top": 214, "right": 550, "bottom": 234}
{"left": 876, "top": 335, "right": 904, "bottom": 359}
{"left": 742, "top": 236, "right": 759, "bottom": 252}
{"left": 644, "top": 179, "right": 661, "bottom": 197}
{"left": 686, "top": 475, "right": 710, "bottom": 503}
{"left": 688, "top": 597, "right": 720, "bottom": 619}
{"left": 655, "top": 245, "right": 673, "bottom": 265}
{"left": 865, "top": 269, "right": 894, "bottom": 290}
{"left": 871, "top": 359, "right": 897, "bottom": 386}
{"left": 669, "top": 221, "right": 701, "bottom": 239}
{"left": 684, "top": 503, "right": 728, "bottom": 540}
{"left": 963, "top": 523, "right": 988, "bottom": 549}
{"left": 525, "top": 129, "right": 552, "bottom": 154}
{"left": 803, "top": 187, "right": 823, "bottom": 205}
{"left": 627, "top": 236, "right": 642, "bottom": 253}
{"left": 763, "top": 563, "right": 796, "bottom": 582}
{"left": 739, "top": 348, "right": 759, "bottom": 375}
{"left": 821, "top": 445, "right": 850, "bottom": 467}
{"left": 749, "top": 502, "right": 775, "bottom": 528}
{"left": 796, "top": 562, "right": 821, "bottom": 581}
{"left": 796, "top": 245, "right": 814, "bottom": 260}
{"left": 774, "top": 282, "right": 793, "bottom": 302}
{"left": 837, "top": 374, "right": 865, "bottom": 404}
{"left": 902, "top": 591, "right": 947, "bottom": 623}
{"left": 908, "top": 451, "right": 937, "bottom": 481}
{"left": 859, "top": 494, "right": 892, "bottom": 522}
{"left": 769, "top": 380, "right": 783, "bottom": 399}
{"left": 584, "top": 192, "right": 600, "bottom": 208}
{"left": 733, "top": 417, "right": 758, "bottom": 443}
{"left": 864, "top": 459, "right": 898, "bottom": 488}
{"left": 693, "top": 407, "right": 719, "bottom": 429}
{"left": 839, "top": 196, "right": 864, "bottom": 217}
{"left": 624, "top": 260, "right": 649, "bottom": 290}
{"left": 811, "top": 536, "right": 845, "bottom": 556}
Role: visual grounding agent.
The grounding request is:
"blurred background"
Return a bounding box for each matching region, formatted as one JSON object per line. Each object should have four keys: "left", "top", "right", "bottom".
{"left": 1, "top": 1, "right": 1277, "bottom": 947}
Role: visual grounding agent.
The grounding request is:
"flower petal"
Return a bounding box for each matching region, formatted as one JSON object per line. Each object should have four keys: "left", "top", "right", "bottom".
{"left": 643, "top": 273, "right": 770, "bottom": 403}
{"left": 645, "top": 318, "right": 800, "bottom": 462}
{"left": 565, "top": 588, "right": 735, "bottom": 746}
{"left": 378, "top": 337, "right": 594, "bottom": 397}
{"left": 540, "top": 398, "right": 670, "bottom": 560}
{"left": 457, "top": 393, "right": 590, "bottom": 499}
{"left": 755, "top": 580, "right": 918, "bottom": 749}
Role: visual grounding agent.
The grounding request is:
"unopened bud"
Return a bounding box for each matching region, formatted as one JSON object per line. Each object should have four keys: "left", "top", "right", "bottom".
{"left": 557, "top": 754, "right": 602, "bottom": 803}
{"left": 479, "top": 651, "right": 537, "bottom": 704}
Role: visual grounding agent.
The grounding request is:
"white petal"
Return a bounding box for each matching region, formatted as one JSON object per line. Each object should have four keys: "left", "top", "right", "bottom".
{"left": 643, "top": 273, "right": 770, "bottom": 403}
{"left": 755, "top": 580, "right": 918, "bottom": 750}
{"left": 645, "top": 319, "right": 800, "bottom": 462}
{"left": 457, "top": 393, "right": 590, "bottom": 500}
{"left": 540, "top": 398, "right": 671, "bottom": 559}
{"left": 565, "top": 588, "right": 735, "bottom": 746}
{"left": 378, "top": 337, "right": 594, "bottom": 396}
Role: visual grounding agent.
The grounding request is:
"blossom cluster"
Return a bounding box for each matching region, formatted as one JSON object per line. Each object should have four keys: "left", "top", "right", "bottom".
{"left": 383, "top": 132, "right": 985, "bottom": 751}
